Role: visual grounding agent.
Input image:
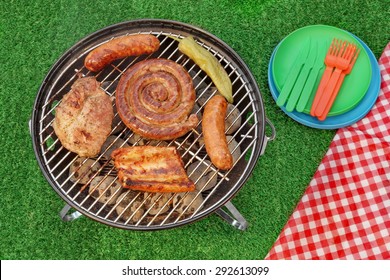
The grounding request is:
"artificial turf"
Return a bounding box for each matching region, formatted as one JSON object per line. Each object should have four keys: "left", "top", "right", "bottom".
{"left": 0, "top": 0, "right": 389, "bottom": 260}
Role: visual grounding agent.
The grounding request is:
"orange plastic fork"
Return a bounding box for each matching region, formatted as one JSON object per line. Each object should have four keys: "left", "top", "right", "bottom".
{"left": 310, "top": 39, "right": 342, "bottom": 116}
{"left": 314, "top": 42, "right": 357, "bottom": 117}
{"left": 318, "top": 48, "right": 360, "bottom": 121}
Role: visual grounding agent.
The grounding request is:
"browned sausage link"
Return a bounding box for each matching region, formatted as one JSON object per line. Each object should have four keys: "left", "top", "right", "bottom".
{"left": 202, "top": 95, "right": 233, "bottom": 170}
{"left": 84, "top": 34, "right": 160, "bottom": 72}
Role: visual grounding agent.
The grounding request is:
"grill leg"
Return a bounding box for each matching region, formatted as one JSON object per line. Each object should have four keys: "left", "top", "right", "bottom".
{"left": 215, "top": 201, "right": 248, "bottom": 230}
{"left": 59, "top": 204, "right": 83, "bottom": 222}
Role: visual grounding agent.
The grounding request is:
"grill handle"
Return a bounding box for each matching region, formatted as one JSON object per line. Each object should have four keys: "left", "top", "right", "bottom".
{"left": 59, "top": 204, "right": 83, "bottom": 222}
{"left": 215, "top": 201, "right": 248, "bottom": 230}
{"left": 260, "top": 117, "right": 276, "bottom": 156}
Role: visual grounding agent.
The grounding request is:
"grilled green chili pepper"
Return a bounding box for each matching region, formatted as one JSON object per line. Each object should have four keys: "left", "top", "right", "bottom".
{"left": 178, "top": 36, "right": 233, "bottom": 103}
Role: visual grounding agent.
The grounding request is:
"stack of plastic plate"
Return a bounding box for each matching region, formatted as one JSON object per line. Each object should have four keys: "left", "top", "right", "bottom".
{"left": 268, "top": 25, "right": 381, "bottom": 129}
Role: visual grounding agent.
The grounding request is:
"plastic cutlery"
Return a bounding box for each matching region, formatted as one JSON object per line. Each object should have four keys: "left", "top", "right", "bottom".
{"left": 285, "top": 40, "right": 318, "bottom": 112}
{"left": 309, "top": 39, "right": 341, "bottom": 116}
{"left": 318, "top": 48, "right": 360, "bottom": 120}
{"left": 295, "top": 41, "right": 327, "bottom": 112}
{"left": 276, "top": 39, "right": 310, "bottom": 107}
{"left": 314, "top": 41, "right": 358, "bottom": 117}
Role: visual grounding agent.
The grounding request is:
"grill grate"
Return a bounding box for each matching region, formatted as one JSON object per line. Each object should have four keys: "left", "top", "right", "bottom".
{"left": 31, "top": 20, "right": 274, "bottom": 230}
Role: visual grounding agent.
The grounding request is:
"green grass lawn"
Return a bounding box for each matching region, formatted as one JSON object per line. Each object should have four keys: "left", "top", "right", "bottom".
{"left": 0, "top": 0, "right": 389, "bottom": 260}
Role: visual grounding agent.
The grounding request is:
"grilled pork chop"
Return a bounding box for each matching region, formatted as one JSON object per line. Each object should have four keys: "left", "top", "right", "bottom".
{"left": 111, "top": 146, "right": 195, "bottom": 193}
{"left": 53, "top": 76, "right": 114, "bottom": 157}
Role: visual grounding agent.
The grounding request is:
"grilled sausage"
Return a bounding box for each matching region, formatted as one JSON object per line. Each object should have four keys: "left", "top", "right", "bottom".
{"left": 84, "top": 34, "right": 160, "bottom": 72}
{"left": 202, "top": 95, "right": 233, "bottom": 170}
{"left": 116, "top": 58, "right": 198, "bottom": 140}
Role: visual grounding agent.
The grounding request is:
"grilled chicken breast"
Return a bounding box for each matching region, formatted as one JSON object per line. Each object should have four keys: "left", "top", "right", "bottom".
{"left": 111, "top": 146, "right": 195, "bottom": 193}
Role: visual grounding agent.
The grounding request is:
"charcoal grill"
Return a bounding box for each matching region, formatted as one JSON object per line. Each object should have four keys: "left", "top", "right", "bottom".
{"left": 30, "top": 19, "right": 275, "bottom": 231}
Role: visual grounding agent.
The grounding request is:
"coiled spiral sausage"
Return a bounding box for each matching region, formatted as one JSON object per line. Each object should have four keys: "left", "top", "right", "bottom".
{"left": 116, "top": 58, "right": 198, "bottom": 140}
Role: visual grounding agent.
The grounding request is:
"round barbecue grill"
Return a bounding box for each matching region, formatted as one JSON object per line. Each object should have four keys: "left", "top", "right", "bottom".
{"left": 30, "top": 19, "right": 275, "bottom": 231}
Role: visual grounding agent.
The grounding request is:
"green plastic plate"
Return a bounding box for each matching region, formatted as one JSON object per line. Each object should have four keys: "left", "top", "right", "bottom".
{"left": 272, "top": 25, "right": 372, "bottom": 116}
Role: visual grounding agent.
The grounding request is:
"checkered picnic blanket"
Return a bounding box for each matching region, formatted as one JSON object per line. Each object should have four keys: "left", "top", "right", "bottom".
{"left": 265, "top": 42, "right": 390, "bottom": 259}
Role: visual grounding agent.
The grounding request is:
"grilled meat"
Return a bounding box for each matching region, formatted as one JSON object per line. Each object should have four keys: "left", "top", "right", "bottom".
{"left": 84, "top": 34, "right": 160, "bottom": 72}
{"left": 115, "top": 58, "right": 198, "bottom": 140}
{"left": 53, "top": 76, "right": 114, "bottom": 157}
{"left": 202, "top": 95, "right": 233, "bottom": 170}
{"left": 111, "top": 146, "right": 195, "bottom": 193}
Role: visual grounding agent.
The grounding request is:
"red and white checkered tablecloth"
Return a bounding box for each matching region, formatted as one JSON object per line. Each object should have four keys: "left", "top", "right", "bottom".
{"left": 265, "top": 42, "right": 390, "bottom": 260}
